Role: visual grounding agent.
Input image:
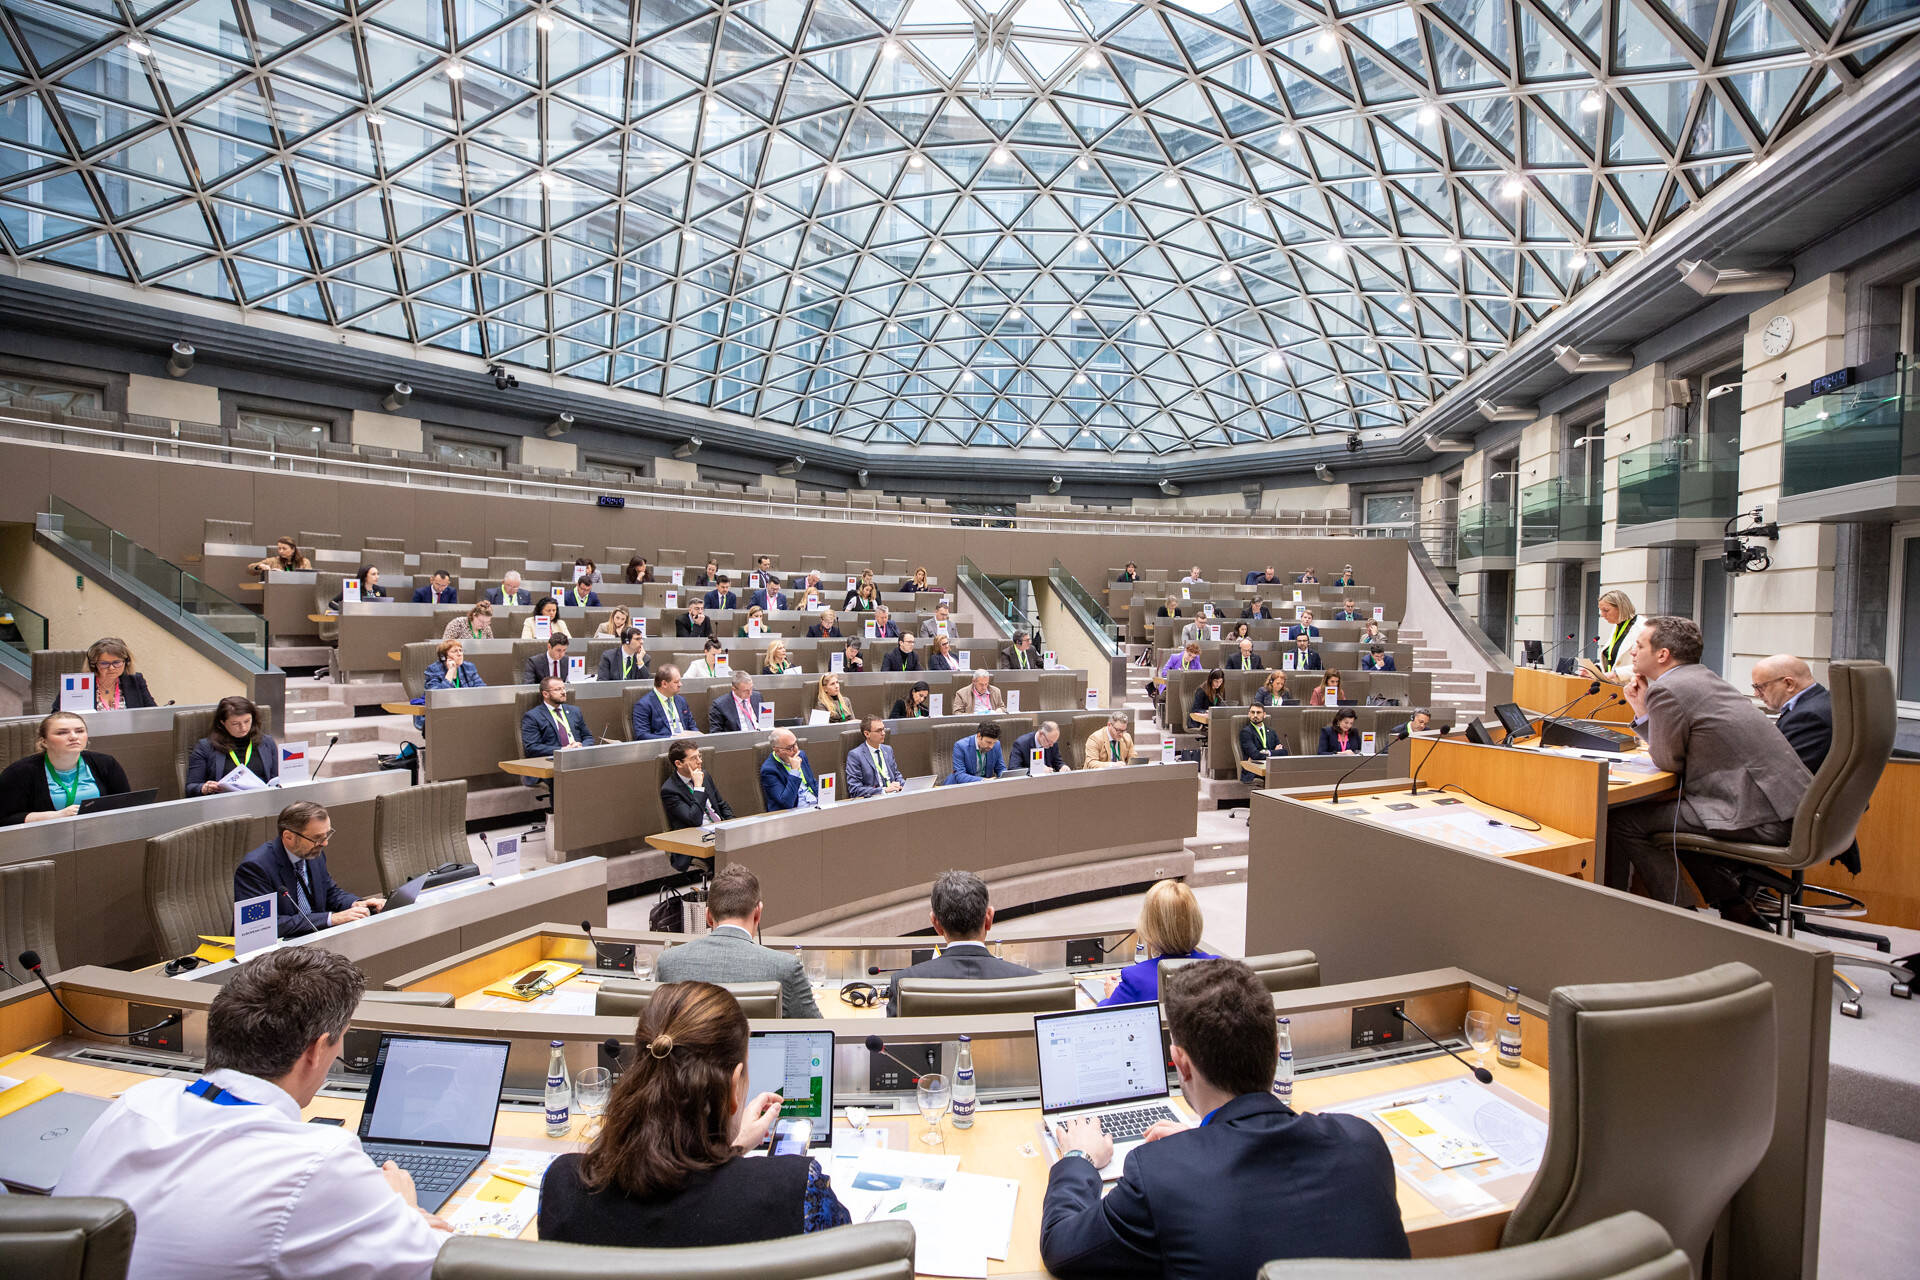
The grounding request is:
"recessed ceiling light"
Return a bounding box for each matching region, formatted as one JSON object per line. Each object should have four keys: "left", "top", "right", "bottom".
{"left": 1279, "top": 129, "right": 1297, "bottom": 146}
{"left": 1570, "top": 250, "right": 1588, "bottom": 268}
{"left": 826, "top": 167, "right": 842, "bottom": 183}
{"left": 1084, "top": 50, "right": 1100, "bottom": 67}
{"left": 1075, "top": 372, "right": 1088, "bottom": 384}
{"left": 1417, "top": 105, "right": 1437, "bottom": 126}
{"left": 881, "top": 41, "right": 898, "bottom": 57}
{"left": 1452, "top": 346, "right": 1467, "bottom": 359}
{"left": 1396, "top": 300, "right": 1412, "bottom": 313}
{"left": 1074, "top": 236, "right": 1090, "bottom": 250}
{"left": 1363, "top": 341, "right": 1377, "bottom": 353}
{"left": 1009, "top": 307, "right": 1024, "bottom": 320}
{"left": 887, "top": 323, "right": 898, "bottom": 333}
{"left": 1163, "top": 175, "right": 1179, "bottom": 189}
{"left": 908, "top": 154, "right": 923, "bottom": 169}
{"left": 1327, "top": 244, "right": 1346, "bottom": 261}
{"left": 1076, "top": 157, "right": 1090, "bottom": 170}
{"left": 993, "top": 147, "right": 1010, "bottom": 164}
{"left": 535, "top": 13, "right": 553, "bottom": 30}
{"left": 1070, "top": 307, "right": 1084, "bottom": 319}
{"left": 364, "top": 112, "right": 385, "bottom": 126}
{"left": 539, "top": 172, "right": 556, "bottom": 189}
{"left": 1443, "top": 247, "right": 1460, "bottom": 263}
{"left": 928, "top": 244, "right": 941, "bottom": 257}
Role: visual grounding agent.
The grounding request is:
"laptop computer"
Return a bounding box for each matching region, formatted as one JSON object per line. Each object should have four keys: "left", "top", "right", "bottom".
{"left": 746, "top": 1029, "right": 835, "bottom": 1148}
{"left": 382, "top": 862, "right": 481, "bottom": 912}
{"left": 77, "top": 788, "right": 157, "bottom": 816}
{"left": 1035, "top": 1001, "right": 1186, "bottom": 1180}
{"left": 355, "top": 1034, "right": 512, "bottom": 1212}
{"left": 0, "top": 1092, "right": 112, "bottom": 1192}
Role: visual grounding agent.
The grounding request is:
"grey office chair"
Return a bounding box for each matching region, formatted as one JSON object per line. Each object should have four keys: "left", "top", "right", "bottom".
{"left": 1502, "top": 963, "right": 1775, "bottom": 1276}
{"left": 144, "top": 816, "right": 255, "bottom": 961}
{"left": 29, "top": 649, "right": 87, "bottom": 715}
{"left": 1651, "top": 660, "right": 1910, "bottom": 1016}
{"left": 372, "top": 780, "right": 470, "bottom": 894}
{"left": 0, "top": 858, "right": 60, "bottom": 976}
{"left": 895, "top": 973, "right": 1075, "bottom": 1016}
{"left": 1261, "top": 1211, "right": 1685, "bottom": 1279}
{"left": 433, "top": 1220, "right": 914, "bottom": 1279}
{"left": 1163, "top": 950, "right": 1321, "bottom": 994}
{"left": 0, "top": 1196, "right": 137, "bottom": 1280}
{"left": 171, "top": 705, "right": 274, "bottom": 799}
{"left": 596, "top": 979, "right": 782, "bottom": 1019}
{"left": 0, "top": 718, "right": 43, "bottom": 772}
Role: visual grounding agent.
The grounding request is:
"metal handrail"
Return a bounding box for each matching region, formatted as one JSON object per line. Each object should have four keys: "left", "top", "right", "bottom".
{"left": 955, "top": 559, "right": 1040, "bottom": 642}
{"left": 1047, "top": 561, "right": 1122, "bottom": 657}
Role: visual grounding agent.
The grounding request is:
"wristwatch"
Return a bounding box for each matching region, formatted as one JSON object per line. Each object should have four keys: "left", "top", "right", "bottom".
{"left": 1060, "top": 1148, "right": 1093, "bottom": 1164}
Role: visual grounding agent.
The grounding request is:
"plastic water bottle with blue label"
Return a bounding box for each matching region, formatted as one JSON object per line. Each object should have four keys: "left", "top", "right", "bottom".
{"left": 1272, "top": 1017, "right": 1294, "bottom": 1105}
{"left": 952, "top": 1035, "right": 976, "bottom": 1129}
{"left": 545, "top": 1040, "right": 571, "bottom": 1136}
{"left": 1498, "top": 986, "right": 1524, "bottom": 1068}
{"left": 1134, "top": 939, "right": 1147, "bottom": 966}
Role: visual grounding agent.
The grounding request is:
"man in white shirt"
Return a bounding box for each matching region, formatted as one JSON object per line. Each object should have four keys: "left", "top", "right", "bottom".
{"left": 58, "top": 947, "right": 447, "bottom": 1280}
{"left": 1181, "top": 565, "right": 1205, "bottom": 584}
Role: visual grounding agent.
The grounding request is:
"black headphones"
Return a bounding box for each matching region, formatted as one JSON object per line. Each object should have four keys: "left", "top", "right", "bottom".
{"left": 163, "top": 954, "right": 203, "bottom": 977}
{"left": 838, "top": 981, "right": 880, "bottom": 1009}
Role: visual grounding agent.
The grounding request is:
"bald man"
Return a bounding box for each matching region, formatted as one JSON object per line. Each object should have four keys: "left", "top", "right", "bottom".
{"left": 1753, "top": 654, "right": 1856, "bottom": 875}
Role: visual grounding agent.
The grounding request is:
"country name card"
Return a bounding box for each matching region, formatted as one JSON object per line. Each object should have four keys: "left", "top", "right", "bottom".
{"left": 1007, "top": 690, "right": 1021, "bottom": 712}
{"left": 817, "top": 773, "right": 837, "bottom": 807}
{"left": 567, "top": 655, "right": 586, "bottom": 682}
{"left": 279, "top": 742, "right": 309, "bottom": 785}
{"left": 532, "top": 616, "right": 551, "bottom": 641}
{"left": 235, "top": 893, "right": 277, "bottom": 957}
{"left": 58, "top": 672, "right": 94, "bottom": 712}
{"left": 341, "top": 577, "right": 361, "bottom": 605}
{"left": 491, "top": 834, "right": 521, "bottom": 880}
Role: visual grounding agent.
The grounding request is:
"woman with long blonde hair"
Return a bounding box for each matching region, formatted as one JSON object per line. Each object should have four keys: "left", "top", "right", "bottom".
{"left": 1098, "top": 880, "right": 1216, "bottom": 1006}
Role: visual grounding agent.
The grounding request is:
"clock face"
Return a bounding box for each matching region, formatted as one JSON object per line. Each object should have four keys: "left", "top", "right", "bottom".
{"left": 1762, "top": 314, "right": 1793, "bottom": 357}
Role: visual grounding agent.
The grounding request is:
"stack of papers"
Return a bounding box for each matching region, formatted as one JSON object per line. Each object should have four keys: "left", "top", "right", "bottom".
{"left": 828, "top": 1150, "right": 1019, "bottom": 1278}
{"left": 445, "top": 1149, "right": 558, "bottom": 1239}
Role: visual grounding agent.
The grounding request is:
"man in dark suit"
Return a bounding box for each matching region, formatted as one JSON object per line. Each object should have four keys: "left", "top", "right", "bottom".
{"left": 562, "top": 576, "right": 600, "bottom": 608}
{"left": 484, "top": 571, "right": 532, "bottom": 606}
{"left": 881, "top": 633, "right": 921, "bottom": 672}
{"left": 1224, "top": 638, "right": 1263, "bottom": 671}
{"left": 750, "top": 584, "right": 790, "bottom": 611}
{"left": 760, "top": 728, "right": 819, "bottom": 810}
{"left": 411, "top": 570, "right": 458, "bottom": 604}
{"left": 885, "top": 870, "right": 1038, "bottom": 1015}
{"left": 1753, "top": 654, "right": 1858, "bottom": 875}
{"left": 1333, "top": 598, "right": 1364, "bottom": 622}
{"left": 1241, "top": 599, "right": 1274, "bottom": 620}
{"left": 633, "top": 665, "right": 697, "bottom": 739}
{"left": 596, "top": 628, "right": 650, "bottom": 683}
{"left": 658, "top": 741, "right": 731, "bottom": 872}
{"left": 1361, "top": 645, "right": 1396, "bottom": 672}
{"left": 1238, "top": 702, "right": 1284, "bottom": 784}
{"left": 1001, "top": 630, "right": 1039, "bottom": 670}
{"left": 708, "top": 670, "right": 763, "bottom": 734}
{"left": 1287, "top": 636, "right": 1322, "bottom": 671}
{"left": 1608, "top": 617, "right": 1811, "bottom": 913}
{"left": 1243, "top": 565, "right": 1279, "bottom": 586}
{"left": 869, "top": 606, "right": 900, "bottom": 639}
{"left": 703, "top": 574, "right": 739, "bottom": 611}
{"left": 945, "top": 720, "right": 1005, "bottom": 784}
{"left": 676, "top": 600, "right": 714, "bottom": 638}
{"left": 520, "top": 677, "right": 594, "bottom": 759}
{"left": 233, "top": 801, "right": 385, "bottom": 938}
{"left": 1012, "top": 721, "right": 1068, "bottom": 773}
{"left": 1287, "top": 611, "right": 1322, "bottom": 640}
{"left": 751, "top": 556, "right": 782, "bottom": 590}
{"left": 1042, "top": 959, "right": 1408, "bottom": 1276}
{"left": 522, "top": 634, "right": 572, "bottom": 685}
{"left": 844, "top": 715, "right": 905, "bottom": 797}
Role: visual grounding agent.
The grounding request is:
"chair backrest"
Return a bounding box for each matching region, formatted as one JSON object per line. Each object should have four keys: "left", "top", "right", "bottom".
{"left": 436, "top": 539, "right": 474, "bottom": 555}
{"left": 203, "top": 518, "right": 253, "bottom": 544}
{"left": 492, "top": 538, "right": 529, "bottom": 558}
{"left": 298, "top": 530, "right": 341, "bottom": 550}
{"left": 1159, "top": 950, "right": 1320, "bottom": 992}
{"left": 172, "top": 706, "right": 274, "bottom": 797}
{"left": 596, "top": 979, "right": 783, "bottom": 1019}
{"left": 373, "top": 780, "right": 470, "bottom": 893}
{"left": 895, "top": 973, "right": 1076, "bottom": 1016}
{"left": 144, "top": 817, "right": 256, "bottom": 960}
{"left": 0, "top": 1195, "right": 138, "bottom": 1280}
{"left": 1502, "top": 962, "right": 1776, "bottom": 1272}
{"left": 1787, "top": 660, "right": 1895, "bottom": 869}
{"left": 0, "top": 718, "right": 43, "bottom": 772}
{"left": 432, "top": 1219, "right": 915, "bottom": 1280}
{"left": 1264, "top": 1211, "right": 1685, "bottom": 1279}
{"left": 0, "top": 859, "right": 60, "bottom": 976}
{"left": 363, "top": 536, "right": 407, "bottom": 552}
{"left": 30, "top": 649, "right": 87, "bottom": 714}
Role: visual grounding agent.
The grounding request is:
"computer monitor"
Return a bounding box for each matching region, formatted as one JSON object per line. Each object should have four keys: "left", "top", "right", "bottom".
{"left": 1034, "top": 1001, "right": 1170, "bottom": 1117}
{"left": 1492, "top": 702, "right": 1534, "bottom": 743}
{"left": 746, "top": 1030, "right": 834, "bottom": 1147}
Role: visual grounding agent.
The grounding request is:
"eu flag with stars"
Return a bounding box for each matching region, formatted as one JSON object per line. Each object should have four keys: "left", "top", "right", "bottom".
{"left": 240, "top": 901, "right": 271, "bottom": 925}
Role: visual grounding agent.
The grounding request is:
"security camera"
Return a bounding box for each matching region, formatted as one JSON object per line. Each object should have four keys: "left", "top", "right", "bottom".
{"left": 1346, "top": 433, "right": 1362, "bottom": 453}
{"left": 486, "top": 362, "right": 519, "bottom": 391}
{"left": 1722, "top": 509, "right": 1778, "bottom": 576}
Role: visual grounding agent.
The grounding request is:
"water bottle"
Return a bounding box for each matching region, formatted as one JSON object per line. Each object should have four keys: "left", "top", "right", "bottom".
{"left": 1272, "top": 1017, "right": 1294, "bottom": 1105}
{"left": 951, "top": 1035, "right": 976, "bottom": 1129}
{"left": 545, "top": 1040, "right": 571, "bottom": 1137}
{"left": 1498, "top": 985, "right": 1524, "bottom": 1068}
{"left": 1134, "top": 939, "right": 1147, "bottom": 966}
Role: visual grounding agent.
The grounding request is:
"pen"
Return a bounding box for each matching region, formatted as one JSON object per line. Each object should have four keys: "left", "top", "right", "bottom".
{"left": 1384, "top": 1094, "right": 1430, "bottom": 1109}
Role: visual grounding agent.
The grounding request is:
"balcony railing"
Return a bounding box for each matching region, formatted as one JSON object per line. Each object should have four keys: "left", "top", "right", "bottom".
{"left": 0, "top": 590, "right": 48, "bottom": 676}
{"left": 1782, "top": 355, "right": 1920, "bottom": 497}
{"left": 1455, "top": 502, "right": 1515, "bottom": 561}
{"left": 1518, "top": 478, "right": 1600, "bottom": 548}
{"left": 1616, "top": 433, "right": 1741, "bottom": 527}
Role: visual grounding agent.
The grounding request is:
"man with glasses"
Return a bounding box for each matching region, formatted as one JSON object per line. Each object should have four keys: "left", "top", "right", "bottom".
{"left": 844, "top": 715, "right": 905, "bottom": 797}
{"left": 234, "top": 801, "right": 385, "bottom": 937}
{"left": 1752, "top": 653, "right": 1860, "bottom": 876}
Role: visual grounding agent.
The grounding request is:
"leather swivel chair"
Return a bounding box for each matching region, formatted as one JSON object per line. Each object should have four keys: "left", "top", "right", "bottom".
{"left": 1651, "top": 660, "right": 1911, "bottom": 1016}
{"left": 144, "top": 816, "right": 255, "bottom": 961}
{"left": 0, "top": 1196, "right": 137, "bottom": 1280}
{"left": 1162, "top": 950, "right": 1320, "bottom": 994}
{"left": 1260, "top": 1211, "right": 1686, "bottom": 1279}
{"left": 0, "top": 719, "right": 42, "bottom": 772}
{"left": 373, "top": 780, "right": 470, "bottom": 894}
{"left": 596, "top": 979, "right": 781, "bottom": 1019}
{"left": 1501, "top": 963, "right": 1776, "bottom": 1276}
{"left": 29, "top": 649, "right": 87, "bottom": 715}
{"left": 0, "top": 858, "right": 60, "bottom": 975}
{"left": 895, "top": 973, "right": 1075, "bottom": 1016}
{"left": 172, "top": 705, "right": 274, "bottom": 799}
{"left": 433, "top": 1219, "right": 914, "bottom": 1279}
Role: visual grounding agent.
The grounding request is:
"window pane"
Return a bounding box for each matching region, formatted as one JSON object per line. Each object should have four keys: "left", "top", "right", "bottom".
{"left": 235, "top": 410, "right": 327, "bottom": 443}
{"left": 430, "top": 438, "right": 505, "bottom": 467}
{"left": 0, "top": 377, "right": 103, "bottom": 413}
{"left": 1364, "top": 491, "right": 1415, "bottom": 526}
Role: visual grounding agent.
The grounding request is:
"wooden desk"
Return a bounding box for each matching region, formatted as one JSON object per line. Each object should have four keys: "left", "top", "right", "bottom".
{"left": 383, "top": 702, "right": 420, "bottom": 715}
{"left": 1512, "top": 667, "right": 1633, "bottom": 723}
{"left": 499, "top": 756, "right": 554, "bottom": 780}
{"left": 646, "top": 825, "right": 710, "bottom": 858}
{"left": 1503, "top": 737, "right": 1676, "bottom": 807}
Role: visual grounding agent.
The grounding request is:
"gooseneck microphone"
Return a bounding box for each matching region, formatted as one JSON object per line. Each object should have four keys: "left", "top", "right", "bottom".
{"left": 1408, "top": 725, "right": 1454, "bottom": 796}
{"left": 866, "top": 964, "right": 907, "bottom": 976}
{"left": 18, "top": 951, "right": 183, "bottom": 1039}
{"left": 276, "top": 891, "right": 323, "bottom": 938}
{"left": 310, "top": 732, "right": 341, "bottom": 780}
{"left": 1392, "top": 1008, "right": 1493, "bottom": 1084}
{"left": 864, "top": 1034, "right": 926, "bottom": 1085}
{"left": 1329, "top": 724, "right": 1410, "bottom": 804}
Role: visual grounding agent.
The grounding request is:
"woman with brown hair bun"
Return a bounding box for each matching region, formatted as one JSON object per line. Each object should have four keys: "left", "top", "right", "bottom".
{"left": 538, "top": 982, "right": 850, "bottom": 1245}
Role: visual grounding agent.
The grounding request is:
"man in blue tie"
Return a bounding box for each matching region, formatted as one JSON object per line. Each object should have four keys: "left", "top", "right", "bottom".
{"left": 633, "top": 665, "right": 697, "bottom": 740}
{"left": 946, "top": 720, "right": 1006, "bottom": 785}
{"left": 233, "top": 801, "right": 384, "bottom": 937}
{"left": 844, "top": 715, "right": 905, "bottom": 798}
{"left": 760, "top": 728, "right": 819, "bottom": 810}
{"left": 703, "top": 573, "right": 739, "bottom": 611}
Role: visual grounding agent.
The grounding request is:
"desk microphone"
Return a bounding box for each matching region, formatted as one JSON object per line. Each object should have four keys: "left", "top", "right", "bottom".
{"left": 1392, "top": 1008, "right": 1493, "bottom": 1084}
{"left": 1408, "top": 726, "right": 1454, "bottom": 796}
{"left": 276, "top": 891, "right": 324, "bottom": 938}
{"left": 310, "top": 732, "right": 341, "bottom": 779}
{"left": 1329, "top": 725, "right": 1409, "bottom": 804}
{"left": 1537, "top": 634, "right": 1580, "bottom": 669}
{"left": 17, "top": 951, "right": 183, "bottom": 1039}
{"left": 581, "top": 920, "right": 635, "bottom": 971}
{"left": 866, "top": 964, "right": 908, "bottom": 976}
{"left": 864, "top": 1034, "right": 925, "bottom": 1085}
{"left": 1086, "top": 928, "right": 1137, "bottom": 960}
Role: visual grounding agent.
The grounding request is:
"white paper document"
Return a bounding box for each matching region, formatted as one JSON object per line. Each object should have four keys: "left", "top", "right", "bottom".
{"left": 217, "top": 763, "right": 270, "bottom": 793}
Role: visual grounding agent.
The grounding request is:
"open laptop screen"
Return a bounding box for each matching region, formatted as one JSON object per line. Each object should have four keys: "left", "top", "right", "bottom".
{"left": 358, "top": 1035, "right": 511, "bottom": 1149}
{"left": 1035, "top": 1001, "right": 1169, "bottom": 1115}
{"left": 747, "top": 1030, "right": 834, "bottom": 1141}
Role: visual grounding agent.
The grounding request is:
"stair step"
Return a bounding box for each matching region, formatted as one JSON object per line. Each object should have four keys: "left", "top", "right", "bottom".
{"left": 269, "top": 645, "right": 332, "bottom": 668}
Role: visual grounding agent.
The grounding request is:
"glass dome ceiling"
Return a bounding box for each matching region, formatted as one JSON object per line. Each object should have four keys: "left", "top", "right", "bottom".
{"left": 0, "top": 0, "right": 1913, "bottom": 457}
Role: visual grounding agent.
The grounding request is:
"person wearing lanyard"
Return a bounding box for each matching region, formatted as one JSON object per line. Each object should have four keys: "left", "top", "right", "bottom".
{"left": 659, "top": 741, "right": 734, "bottom": 872}
{"left": 708, "top": 670, "right": 763, "bottom": 734}
{"left": 0, "top": 710, "right": 131, "bottom": 824}
{"left": 418, "top": 639, "right": 485, "bottom": 733}
{"left": 87, "top": 636, "right": 157, "bottom": 709}
{"left": 569, "top": 575, "right": 601, "bottom": 608}
{"left": 1317, "top": 709, "right": 1361, "bottom": 755}
{"left": 760, "top": 728, "right": 819, "bottom": 811}
{"left": 1000, "top": 630, "right": 1038, "bottom": 670}
{"left": 1238, "top": 703, "right": 1285, "bottom": 785}
{"left": 1591, "top": 589, "right": 1645, "bottom": 684}
{"left": 1084, "top": 711, "right": 1134, "bottom": 769}
{"left": 633, "top": 665, "right": 697, "bottom": 740}
{"left": 845, "top": 715, "right": 904, "bottom": 797}
{"left": 597, "top": 626, "right": 651, "bottom": 683}
{"left": 188, "top": 695, "right": 283, "bottom": 794}
{"left": 520, "top": 678, "right": 595, "bottom": 761}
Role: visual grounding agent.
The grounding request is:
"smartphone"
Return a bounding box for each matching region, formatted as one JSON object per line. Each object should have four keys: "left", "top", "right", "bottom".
{"left": 512, "top": 968, "right": 547, "bottom": 991}
{"left": 769, "top": 1117, "right": 812, "bottom": 1156}
{"left": 307, "top": 1116, "right": 345, "bottom": 1126}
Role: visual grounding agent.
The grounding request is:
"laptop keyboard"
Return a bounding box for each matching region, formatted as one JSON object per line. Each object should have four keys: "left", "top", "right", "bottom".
{"left": 1099, "top": 1105, "right": 1180, "bottom": 1141}
{"left": 363, "top": 1146, "right": 473, "bottom": 1198}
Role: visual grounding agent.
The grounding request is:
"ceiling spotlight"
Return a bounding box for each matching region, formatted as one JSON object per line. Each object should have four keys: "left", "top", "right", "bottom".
{"left": 1158, "top": 478, "right": 1181, "bottom": 496}
{"left": 887, "top": 322, "right": 898, "bottom": 333}
{"left": 364, "top": 112, "right": 385, "bottom": 126}
{"left": 1317, "top": 29, "right": 1338, "bottom": 53}
{"left": 1313, "top": 462, "right": 1334, "bottom": 482}
{"left": 165, "top": 341, "right": 195, "bottom": 378}
{"left": 1452, "top": 346, "right": 1467, "bottom": 359}
{"left": 1048, "top": 475, "right": 1063, "bottom": 493}
{"left": 908, "top": 154, "right": 924, "bottom": 169}
{"left": 1083, "top": 50, "right": 1100, "bottom": 67}
{"left": 777, "top": 455, "right": 805, "bottom": 476}
{"left": 1443, "top": 246, "right": 1461, "bottom": 263}
{"left": 1678, "top": 259, "right": 1794, "bottom": 296}
{"left": 881, "top": 41, "right": 897, "bottom": 56}
{"left": 1008, "top": 307, "right": 1024, "bottom": 320}
{"left": 381, "top": 381, "right": 412, "bottom": 412}
{"left": 1500, "top": 175, "right": 1525, "bottom": 198}
{"left": 1075, "top": 372, "right": 1088, "bottom": 384}
{"left": 1163, "top": 175, "right": 1178, "bottom": 189}
{"left": 673, "top": 437, "right": 703, "bottom": 459}
{"left": 1553, "top": 344, "right": 1633, "bottom": 373}
{"left": 1362, "top": 341, "right": 1377, "bottom": 353}
{"left": 1279, "top": 129, "right": 1297, "bottom": 146}
{"left": 928, "top": 243, "right": 942, "bottom": 258}
{"left": 826, "top": 167, "right": 842, "bottom": 183}
{"left": 1569, "top": 250, "right": 1589, "bottom": 268}
{"left": 1077, "top": 157, "right": 1090, "bottom": 170}
{"left": 126, "top": 38, "right": 153, "bottom": 57}
{"left": 1216, "top": 267, "right": 1232, "bottom": 281}
{"left": 545, "top": 412, "right": 575, "bottom": 438}
{"left": 486, "top": 361, "right": 518, "bottom": 390}
{"left": 857, "top": 468, "right": 871, "bottom": 486}
{"left": 445, "top": 61, "right": 464, "bottom": 80}
{"left": 1327, "top": 244, "right": 1346, "bottom": 261}
{"left": 1580, "top": 91, "right": 1603, "bottom": 113}
{"left": 538, "top": 172, "right": 556, "bottom": 189}
{"left": 1476, "top": 399, "right": 1536, "bottom": 422}
{"left": 535, "top": 13, "right": 553, "bottom": 30}
{"left": 1070, "top": 307, "right": 1084, "bottom": 319}
{"left": 1075, "top": 235, "right": 1090, "bottom": 250}
{"left": 1396, "top": 300, "right": 1412, "bottom": 313}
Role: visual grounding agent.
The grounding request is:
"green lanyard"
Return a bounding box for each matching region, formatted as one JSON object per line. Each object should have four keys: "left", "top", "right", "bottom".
{"left": 623, "top": 655, "right": 636, "bottom": 679}
{"left": 873, "top": 746, "right": 890, "bottom": 781}
{"left": 1255, "top": 726, "right": 1267, "bottom": 750}
{"left": 44, "top": 756, "right": 80, "bottom": 808}
{"left": 226, "top": 742, "right": 254, "bottom": 772}
{"left": 1603, "top": 617, "right": 1632, "bottom": 667}
{"left": 548, "top": 707, "right": 572, "bottom": 743}
{"left": 573, "top": 589, "right": 588, "bottom": 606}
{"left": 451, "top": 668, "right": 462, "bottom": 688}
{"left": 658, "top": 692, "right": 681, "bottom": 732}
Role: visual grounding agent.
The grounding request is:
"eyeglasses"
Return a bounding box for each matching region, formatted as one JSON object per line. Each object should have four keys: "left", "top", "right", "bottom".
{"left": 290, "top": 828, "right": 333, "bottom": 847}
{"left": 94, "top": 657, "right": 126, "bottom": 671}
{"left": 1751, "top": 676, "right": 1787, "bottom": 694}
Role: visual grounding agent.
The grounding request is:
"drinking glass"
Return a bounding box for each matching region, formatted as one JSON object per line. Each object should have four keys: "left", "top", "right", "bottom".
{"left": 916, "top": 1072, "right": 951, "bottom": 1147}
{"left": 574, "top": 1067, "right": 612, "bottom": 1140}
{"left": 806, "top": 951, "right": 828, "bottom": 987}
{"left": 632, "top": 950, "right": 655, "bottom": 983}
{"left": 1463, "top": 1011, "right": 1495, "bottom": 1070}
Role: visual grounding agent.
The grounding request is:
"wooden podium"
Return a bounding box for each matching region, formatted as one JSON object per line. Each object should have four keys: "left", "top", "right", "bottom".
{"left": 1512, "top": 667, "right": 1634, "bottom": 723}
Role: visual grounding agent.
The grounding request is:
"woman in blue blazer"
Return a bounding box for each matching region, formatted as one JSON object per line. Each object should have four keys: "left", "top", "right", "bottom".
{"left": 186, "top": 695, "right": 281, "bottom": 794}
{"left": 418, "top": 638, "right": 485, "bottom": 731}
{"left": 1099, "top": 880, "right": 1216, "bottom": 1006}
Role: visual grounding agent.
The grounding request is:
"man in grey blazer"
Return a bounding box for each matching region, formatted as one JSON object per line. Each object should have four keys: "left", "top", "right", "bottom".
{"left": 655, "top": 864, "right": 821, "bottom": 1018}
{"left": 1607, "top": 616, "right": 1812, "bottom": 918}
{"left": 886, "top": 870, "right": 1038, "bottom": 1015}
